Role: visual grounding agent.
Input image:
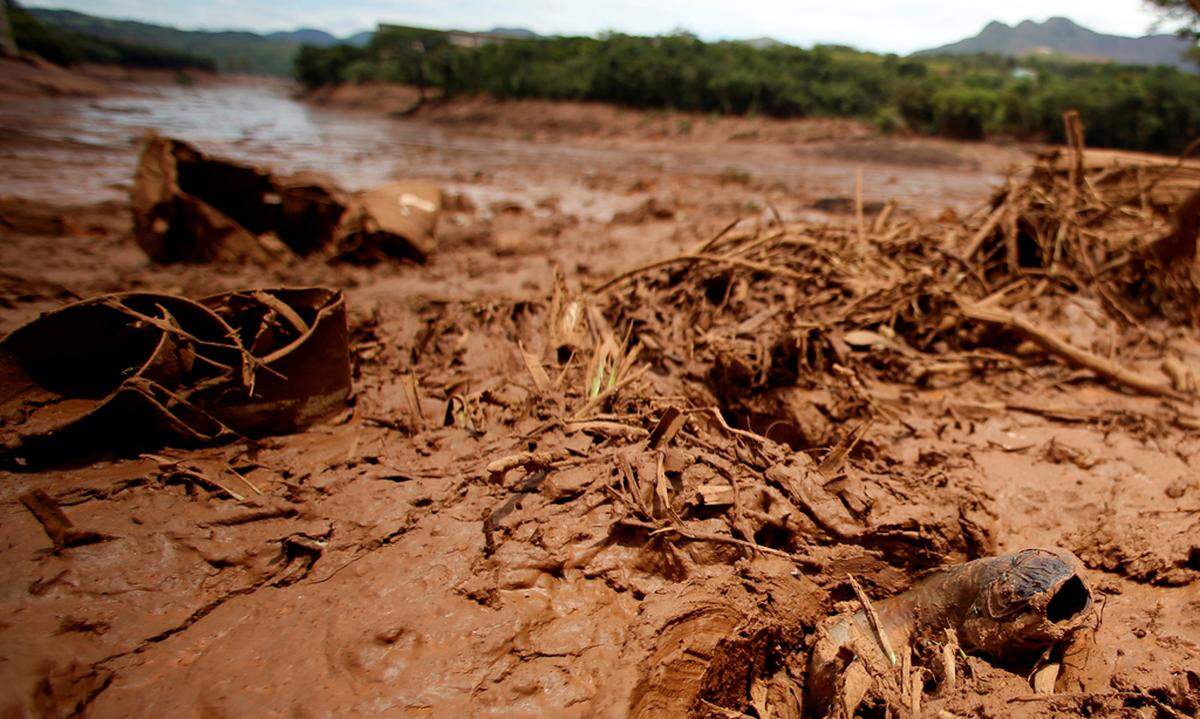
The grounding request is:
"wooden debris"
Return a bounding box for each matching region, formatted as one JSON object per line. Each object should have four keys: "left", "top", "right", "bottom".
{"left": 1032, "top": 661, "right": 1061, "bottom": 695}
{"left": 847, "top": 574, "right": 897, "bottom": 666}
{"left": 646, "top": 406, "right": 686, "bottom": 449}
{"left": 400, "top": 373, "right": 425, "bottom": 431}
{"left": 518, "top": 342, "right": 552, "bottom": 394}
{"left": 963, "top": 202, "right": 1006, "bottom": 260}
{"left": 941, "top": 628, "right": 959, "bottom": 695}
{"left": 485, "top": 449, "right": 569, "bottom": 479}
{"left": 1163, "top": 356, "right": 1198, "bottom": 394}
{"left": 19, "top": 490, "right": 103, "bottom": 549}
{"left": 959, "top": 300, "right": 1186, "bottom": 400}
{"left": 696, "top": 483, "right": 736, "bottom": 508}
{"left": 909, "top": 666, "right": 923, "bottom": 718}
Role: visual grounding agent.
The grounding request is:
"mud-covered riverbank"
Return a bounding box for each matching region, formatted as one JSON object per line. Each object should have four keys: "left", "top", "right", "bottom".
{"left": 1, "top": 78, "right": 1198, "bottom": 718}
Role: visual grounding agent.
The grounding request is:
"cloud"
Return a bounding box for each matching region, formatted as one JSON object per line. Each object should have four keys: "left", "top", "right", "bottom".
{"left": 19, "top": 0, "right": 1177, "bottom": 53}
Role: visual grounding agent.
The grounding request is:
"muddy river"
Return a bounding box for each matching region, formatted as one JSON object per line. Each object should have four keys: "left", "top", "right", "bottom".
{"left": 0, "top": 80, "right": 401, "bottom": 202}
{"left": 0, "top": 78, "right": 1016, "bottom": 214}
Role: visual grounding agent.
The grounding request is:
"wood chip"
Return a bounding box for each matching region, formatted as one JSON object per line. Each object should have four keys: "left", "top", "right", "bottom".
{"left": 485, "top": 449, "right": 568, "bottom": 479}
{"left": 646, "top": 406, "right": 686, "bottom": 449}
{"left": 941, "top": 628, "right": 959, "bottom": 695}
{"left": 696, "top": 483, "right": 736, "bottom": 508}
{"left": 1032, "top": 660, "right": 1061, "bottom": 695}
{"left": 400, "top": 373, "right": 425, "bottom": 431}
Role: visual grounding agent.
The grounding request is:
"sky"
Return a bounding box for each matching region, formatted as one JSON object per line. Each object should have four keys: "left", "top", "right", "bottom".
{"left": 20, "top": 0, "right": 1183, "bottom": 54}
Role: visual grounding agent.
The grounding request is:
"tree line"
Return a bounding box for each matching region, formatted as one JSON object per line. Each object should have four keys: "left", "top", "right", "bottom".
{"left": 295, "top": 27, "right": 1200, "bottom": 154}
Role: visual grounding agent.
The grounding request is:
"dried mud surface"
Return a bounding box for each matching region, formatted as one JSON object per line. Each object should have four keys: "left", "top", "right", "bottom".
{"left": 1, "top": 81, "right": 1199, "bottom": 719}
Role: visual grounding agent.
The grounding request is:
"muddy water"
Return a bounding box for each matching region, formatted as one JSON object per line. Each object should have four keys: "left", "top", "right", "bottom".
{"left": 0, "top": 79, "right": 1009, "bottom": 213}
{"left": 0, "top": 80, "right": 402, "bottom": 202}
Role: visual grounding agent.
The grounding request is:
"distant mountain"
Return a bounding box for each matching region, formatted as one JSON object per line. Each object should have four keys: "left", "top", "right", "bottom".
{"left": 741, "top": 37, "right": 788, "bottom": 50}
{"left": 265, "top": 28, "right": 339, "bottom": 46}
{"left": 26, "top": 8, "right": 365, "bottom": 75}
{"left": 918, "top": 17, "right": 1197, "bottom": 71}
{"left": 345, "top": 31, "right": 374, "bottom": 47}
{"left": 486, "top": 27, "right": 541, "bottom": 40}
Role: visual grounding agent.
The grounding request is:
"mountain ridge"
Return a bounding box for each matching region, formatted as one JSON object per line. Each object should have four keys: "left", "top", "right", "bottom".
{"left": 918, "top": 16, "right": 1196, "bottom": 71}
{"left": 26, "top": 8, "right": 370, "bottom": 74}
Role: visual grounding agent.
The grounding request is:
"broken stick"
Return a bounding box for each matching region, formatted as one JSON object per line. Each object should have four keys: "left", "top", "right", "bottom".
{"left": 19, "top": 490, "right": 103, "bottom": 549}
{"left": 958, "top": 300, "right": 1187, "bottom": 400}
{"left": 847, "top": 573, "right": 898, "bottom": 667}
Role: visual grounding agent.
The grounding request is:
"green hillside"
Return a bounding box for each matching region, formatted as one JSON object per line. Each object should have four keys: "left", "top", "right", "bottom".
{"left": 27, "top": 7, "right": 299, "bottom": 74}
{"left": 7, "top": 1, "right": 214, "bottom": 71}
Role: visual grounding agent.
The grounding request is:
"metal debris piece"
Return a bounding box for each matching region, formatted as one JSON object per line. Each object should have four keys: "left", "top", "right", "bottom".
{"left": 807, "top": 548, "right": 1095, "bottom": 716}
{"left": 333, "top": 180, "right": 442, "bottom": 262}
{"left": 0, "top": 288, "right": 351, "bottom": 464}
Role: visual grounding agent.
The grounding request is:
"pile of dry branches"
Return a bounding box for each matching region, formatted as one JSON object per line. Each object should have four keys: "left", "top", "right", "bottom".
{"left": 462, "top": 116, "right": 1200, "bottom": 718}
{"left": 587, "top": 115, "right": 1200, "bottom": 432}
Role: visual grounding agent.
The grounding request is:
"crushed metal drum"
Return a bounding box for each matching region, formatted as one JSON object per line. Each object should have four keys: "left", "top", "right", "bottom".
{"left": 807, "top": 547, "right": 1094, "bottom": 716}
{"left": 0, "top": 293, "right": 238, "bottom": 456}
{"left": 196, "top": 288, "right": 351, "bottom": 435}
{"left": 131, "top": 133, "right": 289, "bottom": 264}
{"left": 131, "top": 133, "right": 442, "bottom": 265}
{"left": 0, "top": 288, "right": 351, "bottom": 463}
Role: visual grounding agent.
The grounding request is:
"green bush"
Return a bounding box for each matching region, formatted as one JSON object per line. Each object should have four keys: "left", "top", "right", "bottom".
{"left": 294, "top": 44, "right": 364, "bottom": 87}
{"left": 930, "top": 87, "right": 1000, "bottom": 139}
{"left": 294, "top": 26, "right": 1200, "bottom": 154}
{"left": 873, "top": 106, "right": 906, "bottom": 135}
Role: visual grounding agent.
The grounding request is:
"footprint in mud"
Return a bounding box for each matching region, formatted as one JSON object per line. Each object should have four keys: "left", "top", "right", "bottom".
{"left": 338, "top": 623, "right": 427, "bottom": 686}
{"left": 628, "top": 561, "right": 824, "bottom": 719}
{"left": 629, "top": 602, "right": 752, "bottom": 717}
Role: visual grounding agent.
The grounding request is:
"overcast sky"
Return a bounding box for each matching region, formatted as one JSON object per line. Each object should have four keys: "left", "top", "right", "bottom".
{"left": 20, "top": 0, "right": 1181, "bottom": 54}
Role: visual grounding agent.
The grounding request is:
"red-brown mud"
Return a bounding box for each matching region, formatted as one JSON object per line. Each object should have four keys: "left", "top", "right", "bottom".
{"left": 1, "top": 81, "right": 1199, "bottom": 719}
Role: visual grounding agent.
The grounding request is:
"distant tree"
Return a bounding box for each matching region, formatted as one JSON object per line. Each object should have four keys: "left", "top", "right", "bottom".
{"left": 1145, "top": 3, "right": 1200, "bottom": 260}
{"left": 371, "top": 26, "right": 451, "bottom": 103}
{"left": 1147, "top": 0, "right": 1200, "bottom": 37}
{"left": 1, "top": 0, "right": 18, "bottom": 58}
{"left": 1147, "top": 0, "right": 1200, "bottom": 68}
